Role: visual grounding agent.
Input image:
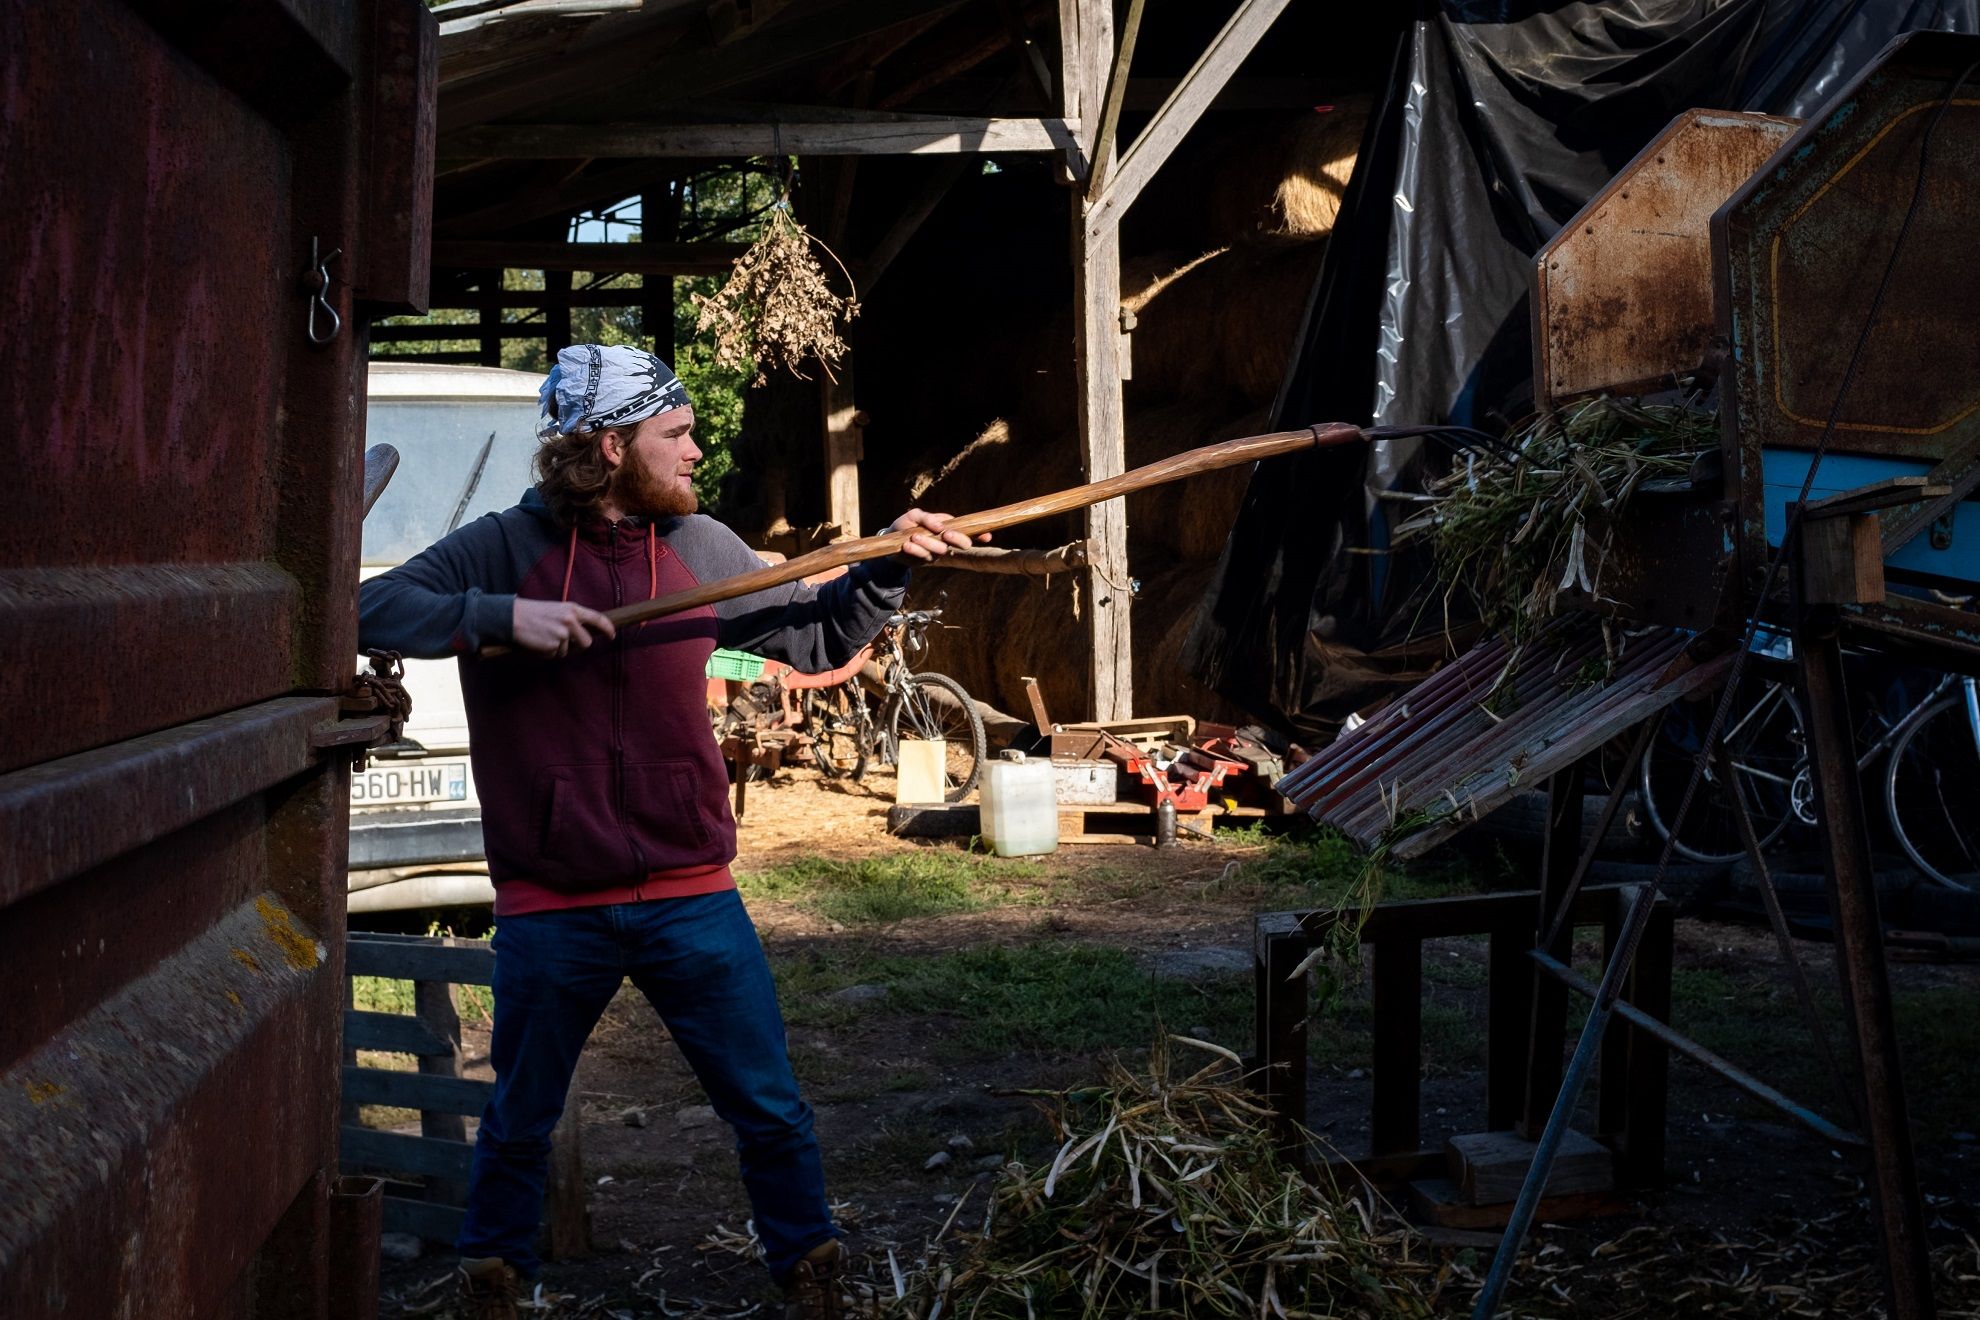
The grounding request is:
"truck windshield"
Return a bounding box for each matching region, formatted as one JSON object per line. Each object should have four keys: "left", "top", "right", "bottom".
{"left": 363, "top": 399, "right": 542, "bottom": 565}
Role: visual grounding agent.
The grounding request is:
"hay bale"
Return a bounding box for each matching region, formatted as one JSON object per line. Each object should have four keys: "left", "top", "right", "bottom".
{"left": 1126, "top": 403, "right": 1271, "bottom": 563}
{"left": 1126, "top": 242, "right": 1328, "bottom": 409}
{"left": 1208, "top": 99, "right": 1369, "bottom": 246}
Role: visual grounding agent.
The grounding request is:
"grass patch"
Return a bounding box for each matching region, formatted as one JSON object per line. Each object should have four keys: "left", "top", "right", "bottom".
{"left": 350, "top": 975, "right": 493, "bottom": 1024}
{"left": 771, "top": 942, "right": 1254, "bottom": 1056}
{"left": 739, "top": 852, "right": 1041, "bottom": 926}
{"left": 1204, "top": 823, "right": 1478, "bottom": 909}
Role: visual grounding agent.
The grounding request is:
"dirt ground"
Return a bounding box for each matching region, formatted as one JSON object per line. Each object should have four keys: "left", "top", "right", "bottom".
{"left": 372, "top": 767, "right": 1980, "bottom": 1318}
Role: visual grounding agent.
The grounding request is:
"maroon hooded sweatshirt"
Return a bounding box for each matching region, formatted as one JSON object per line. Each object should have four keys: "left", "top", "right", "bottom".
{"left": 358, "top": 487, "right": 907, "bottom": 913}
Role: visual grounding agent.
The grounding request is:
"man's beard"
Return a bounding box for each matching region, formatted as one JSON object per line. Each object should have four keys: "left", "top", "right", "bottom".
{"left": 612, "top": 448, "right": 698, "bottom": 518}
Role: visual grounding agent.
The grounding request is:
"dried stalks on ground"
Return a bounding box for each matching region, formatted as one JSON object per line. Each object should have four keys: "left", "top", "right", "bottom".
{"left": 870, "top": 1036, "right": 1439, "bottom": 1318}
{"left": 692, "top": 208, "right": 858, "bottom": 386}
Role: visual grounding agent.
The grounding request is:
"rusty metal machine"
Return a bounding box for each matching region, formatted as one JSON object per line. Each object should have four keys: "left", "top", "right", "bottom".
{"left": 0, "top": 1, "right": 435, "bottom": 1314}
{"left": 1269, "top": 30, "right": 1980, "bottom": 1319}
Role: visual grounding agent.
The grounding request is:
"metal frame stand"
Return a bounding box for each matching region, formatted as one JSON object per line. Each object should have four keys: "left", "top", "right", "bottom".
{"left": 1468, "top": 607, "right": 1935, "bottom": 1318}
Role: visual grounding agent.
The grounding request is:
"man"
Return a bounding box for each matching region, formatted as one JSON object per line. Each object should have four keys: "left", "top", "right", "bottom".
{"left": 358, "top": 345, "right": 975, "bottom": 1320}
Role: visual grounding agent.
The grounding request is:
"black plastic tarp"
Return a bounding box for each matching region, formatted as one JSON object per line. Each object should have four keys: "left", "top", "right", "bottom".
{"left": 1183, "top": 0, "right": 1980, "bottom": 738}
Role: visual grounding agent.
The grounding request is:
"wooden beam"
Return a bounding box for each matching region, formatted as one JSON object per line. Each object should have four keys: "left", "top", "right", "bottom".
{"left": 434, "top": 160, "right": 690, "bottom": 238}
{"left": 446, "top": 115, "right": 1078, "bottom": 159}
{"left": 1085, "top": 0, "right": 1293, "bottom": 237}
{"left": 431, "top": 239, "right": 747, "bottom": 274}
{"left": 1066, "top": 0, "right": 1129, "bottom": 720}
{"left": 1083, "top": 0, "right": 1143, "bottom": 199}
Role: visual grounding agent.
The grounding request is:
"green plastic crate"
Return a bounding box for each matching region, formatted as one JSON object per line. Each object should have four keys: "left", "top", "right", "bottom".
{"left": 706, "top": 648, "right": 766, "bottom": 682}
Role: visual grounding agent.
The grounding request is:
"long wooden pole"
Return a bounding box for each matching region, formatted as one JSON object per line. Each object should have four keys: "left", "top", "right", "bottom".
{"left": 482, "top": 422, "right": 1360, "bottom": 655}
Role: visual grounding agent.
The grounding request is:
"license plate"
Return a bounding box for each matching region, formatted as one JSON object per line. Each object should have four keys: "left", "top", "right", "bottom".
{"left": 352, "top": 759, "right": 469, "bottom": 807}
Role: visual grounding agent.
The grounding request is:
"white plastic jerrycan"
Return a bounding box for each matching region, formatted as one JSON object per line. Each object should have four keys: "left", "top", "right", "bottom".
{"left": 980, "top": 750, "right": 1059, "bottom": 857}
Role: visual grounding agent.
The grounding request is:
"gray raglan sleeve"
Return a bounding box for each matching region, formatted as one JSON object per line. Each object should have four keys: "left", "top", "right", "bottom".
{"left": 680, "top": 516, "right": 909, "bottom": 672}
{"left": 358, "top": 513, "right": 520, "bottom": 658}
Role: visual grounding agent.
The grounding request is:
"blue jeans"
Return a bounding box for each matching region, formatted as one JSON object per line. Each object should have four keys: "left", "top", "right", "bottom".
{"left": 456, "top": 889, "right": 834, "bottom": 1278}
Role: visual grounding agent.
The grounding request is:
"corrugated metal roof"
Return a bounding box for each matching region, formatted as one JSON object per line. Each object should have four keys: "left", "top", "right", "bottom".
{"left": 1276, "top": 619, "right": 1735, "bottom": 859}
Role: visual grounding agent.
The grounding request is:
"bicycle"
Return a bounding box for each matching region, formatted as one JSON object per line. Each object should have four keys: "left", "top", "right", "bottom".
{"left": 1640, "top": 655, "right": 1980, "bottom": 890}
{"left": 801, "top": 606, "right": 986, "bottom": 801}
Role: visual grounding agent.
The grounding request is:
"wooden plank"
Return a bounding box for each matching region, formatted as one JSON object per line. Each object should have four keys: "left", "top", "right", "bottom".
{"left": 1804, "top": 475, "right": 1950, "bottom": 519}
{"left": 345, "top": 1010, "right": 453, "bottom": 1056}
{"left": 1800, "top": 509, "right": 1885, "bottom": 605}
{"left": 1448, "top": 1129, "right": 1614, "bottom": 1205}
{"left": 343, "top": 1065, "right": 493, "bottom": 1116}
{"left": 446, "top": 116, "right": 1079, "bottom": 159}
{"left": 340, "top": 1126, "right": 476, "bottom": 1183}
{"left": 1084, "top": 0, "right": 1294, "bottom": 237}
{"left": 1408, "top": 1175, "right": 1628, "bottom": 1230}
{"left": 545, "top": 1098, "right": 590, "bottom": 1259}
{"left": 347, "top": 936, "right": 495, "bottom": 985}
{"left": 432, "top": 240, "right": 747, "bottom": 274}
{"left": 382, "top": 1194, "right": 465, "bottom": 1244}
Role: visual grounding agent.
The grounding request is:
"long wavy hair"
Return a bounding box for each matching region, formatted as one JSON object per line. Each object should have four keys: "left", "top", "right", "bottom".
{"left": 533, "top": 426, "right": 613, "bottom": 527}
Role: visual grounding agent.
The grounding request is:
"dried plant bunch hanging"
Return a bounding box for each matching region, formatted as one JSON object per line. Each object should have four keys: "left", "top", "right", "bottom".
{"left": 1389, "top": 396, "right": 1719, "bottom": 646}
{"left": 691, "top": 205, "right": 859, "bottom": 386}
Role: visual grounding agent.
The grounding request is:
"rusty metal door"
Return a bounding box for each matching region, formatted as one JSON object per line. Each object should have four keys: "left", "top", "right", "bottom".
{"left": 0, "top": 1, "right": 433, "bottom": 1315}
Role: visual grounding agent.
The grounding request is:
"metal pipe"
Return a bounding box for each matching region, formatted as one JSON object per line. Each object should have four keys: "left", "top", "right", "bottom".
{"left": 1527, "top": 949, "right": 1862, "bottom": 1148}
{"left": 1472, "top": 891, "right": 1637, "bottom": 1320}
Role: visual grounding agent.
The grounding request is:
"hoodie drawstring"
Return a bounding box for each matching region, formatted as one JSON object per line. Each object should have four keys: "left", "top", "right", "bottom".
{"left": 558, "top": 522, "right": 659, "bottom": 625}
{"left": 558, "top": 525, "right": 578, "bottom": 603}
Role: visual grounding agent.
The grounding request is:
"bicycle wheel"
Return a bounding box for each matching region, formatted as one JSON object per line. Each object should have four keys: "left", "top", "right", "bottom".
{"left": 889, "top": 672, "right": 985, "bottom": 802}
{"left": 1640, "top": 676, "right": 1804, "bottom": 864}
{"left": 803, "top": 685, "right": 870, "bottom": 781}
{"left": 1885, "top": 693, "right": 1980, "bottom": 890}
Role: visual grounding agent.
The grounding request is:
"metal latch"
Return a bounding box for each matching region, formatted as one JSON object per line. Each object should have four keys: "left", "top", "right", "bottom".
{"left": 311, "top": 651, "right": 413, "bottom": 770}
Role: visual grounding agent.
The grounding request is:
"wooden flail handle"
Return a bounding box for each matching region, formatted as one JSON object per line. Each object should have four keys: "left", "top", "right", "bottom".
{"left": 481, "top": 422, "right": 1363, "bottom": 657}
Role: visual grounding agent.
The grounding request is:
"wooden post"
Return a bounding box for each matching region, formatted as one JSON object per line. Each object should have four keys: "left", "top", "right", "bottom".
{"left": 822, "top": 374, "right": 862, "bottom": 538}
{"left": 544, "top": 267, "right": 573, "bottom": 359}
{"left": 1369, "top": 936, "right": 1422, "bottom": 1156}
{"left": 477, "top": 278, "right": 502, "bottom": 367}
{"left": 642, "top": 188, "right": 677, "bottom": 357}
{"left": 1065, "top": 0, "right": 1132, "bottom": 721}
{"left": 544, "top": 1086, "right": 590, "bottom": 1259}
{"left": 1252, "top": 913, "right": 1310, "bottom": 1160}
{"left": 1521, "top": 767, "right": 1583, "bottom": 1138}
{"left": 414, "top": 980, "right": 469, "bottom": 1205}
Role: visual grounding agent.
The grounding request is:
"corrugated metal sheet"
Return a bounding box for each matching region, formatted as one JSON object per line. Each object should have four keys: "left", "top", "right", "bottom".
{"left": 1276, "top": 620, "right": 1735, "bottom": 859}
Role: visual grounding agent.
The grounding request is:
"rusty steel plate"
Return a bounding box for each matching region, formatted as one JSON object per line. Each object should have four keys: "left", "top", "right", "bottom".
{"left": 1535, "top": 110, "right": 1799, "bottom": 405}
{"left": 1716, "top": 32, "right": 1980, "bottom": 462}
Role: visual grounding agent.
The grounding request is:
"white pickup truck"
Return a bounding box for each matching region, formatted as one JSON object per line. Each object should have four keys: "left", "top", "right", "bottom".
{"left": 350, "top": 362, "right": 544, "bottom": 913}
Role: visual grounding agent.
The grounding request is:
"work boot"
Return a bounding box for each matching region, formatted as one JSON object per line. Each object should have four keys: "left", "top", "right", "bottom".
{"left": 457, "top": 1256, "right": 522, "bottom": 1320}
{"left": 781, "top": 1239, "right": 845, "bottom": 1320}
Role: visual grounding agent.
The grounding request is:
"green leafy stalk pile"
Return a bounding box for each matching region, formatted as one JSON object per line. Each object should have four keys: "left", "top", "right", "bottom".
{"left": 1391, "top": 397, "right": 1718, "bottom": 645}
{"left": 877, "top": 1038, "right": 1437, "bottom": 1319}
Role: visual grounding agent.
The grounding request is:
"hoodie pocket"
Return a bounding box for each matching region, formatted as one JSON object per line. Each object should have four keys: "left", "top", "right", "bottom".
{"left": 530, "top": 763, "right": 635, "bottom": 885}
{"left": 623, "top": 758, "right": 715, "bottom": 865}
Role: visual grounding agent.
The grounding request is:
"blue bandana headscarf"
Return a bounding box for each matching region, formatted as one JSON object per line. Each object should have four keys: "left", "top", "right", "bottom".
{"left": 538, "top": 344, "right": 691, "bottom": 440}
